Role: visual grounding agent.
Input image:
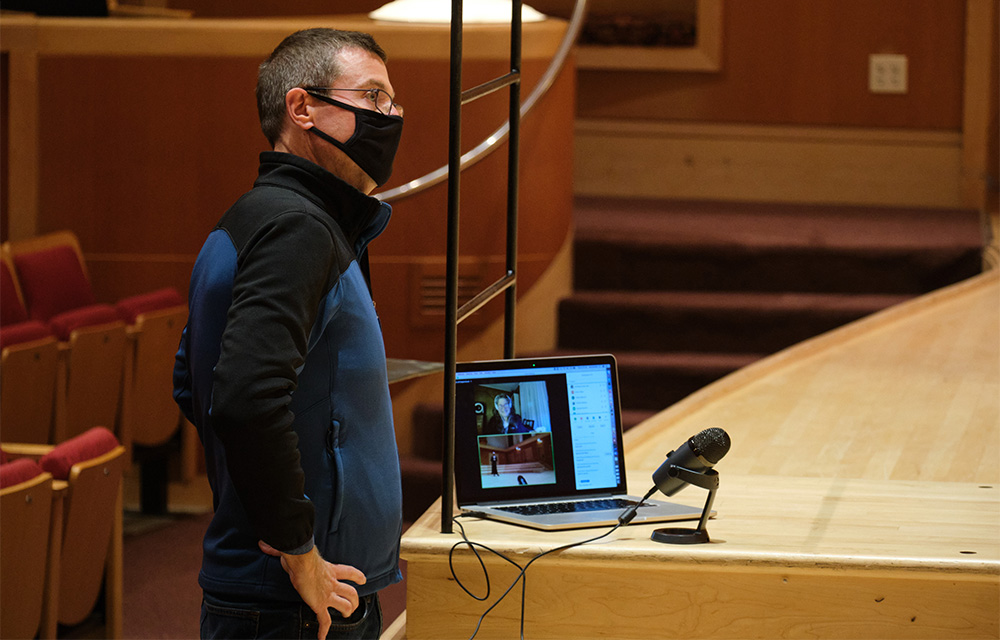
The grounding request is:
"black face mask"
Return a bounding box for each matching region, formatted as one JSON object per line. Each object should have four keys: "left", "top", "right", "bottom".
{"left": 306, "top": 91, "right": 404, "bottom": 187}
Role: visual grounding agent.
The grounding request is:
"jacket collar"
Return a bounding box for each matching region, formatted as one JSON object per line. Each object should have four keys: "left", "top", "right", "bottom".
{"left": 255, "top": 151, "right": 391, "bottom": 254}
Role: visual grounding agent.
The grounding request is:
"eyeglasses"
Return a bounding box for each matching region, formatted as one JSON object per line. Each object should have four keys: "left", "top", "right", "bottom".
{"left": 305, "top": 87, "right": 403, "bottom": 117}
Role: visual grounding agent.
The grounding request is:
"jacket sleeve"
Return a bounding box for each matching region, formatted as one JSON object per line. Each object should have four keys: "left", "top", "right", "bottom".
{"left": 172, "top": 324, "right": 195, "bottom": 424}
{"left": 209, "top": 211, "right": 337, "bottom": 554}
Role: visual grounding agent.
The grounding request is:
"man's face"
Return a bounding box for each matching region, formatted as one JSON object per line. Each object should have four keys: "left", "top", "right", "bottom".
{"left": 496, "top": 397, "right": 512, "bottom": 418}
{"left": 310, "top": 47, "right": 397, "bottom": 193}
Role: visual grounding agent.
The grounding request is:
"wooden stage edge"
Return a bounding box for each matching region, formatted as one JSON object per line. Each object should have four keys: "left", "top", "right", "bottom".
{"left": 398, "top": 269, "right": 1000, "bottom": 640}
{"left": 401, "top": 473, "right": 998, "bottom": 639}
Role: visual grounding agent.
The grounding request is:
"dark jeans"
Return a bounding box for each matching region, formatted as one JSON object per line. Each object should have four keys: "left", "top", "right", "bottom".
{"left": 201, "top": 591, "right": 382, "bottom": 640}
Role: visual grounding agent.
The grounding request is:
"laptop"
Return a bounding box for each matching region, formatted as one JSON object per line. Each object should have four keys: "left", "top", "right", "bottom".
{"left": 453, "top": 353, "right": 707, "bottom": 530}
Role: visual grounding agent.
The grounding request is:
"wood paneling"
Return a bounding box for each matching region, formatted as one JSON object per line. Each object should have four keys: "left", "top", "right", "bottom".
{"left": 167, "top": 0, "right": 385, "bottom": 18}
{"left": 962, "top": 0, "right": 1000, "bottom": 207}
{"left": 1, "top": 16, "right": 575, "bottom": 364}
{"left": 577, "top": 0, "right": 966, "bottom": 130}
{"left": 1, "top": 52, "right": 8, "bottom": 241}
{"left": 574, "top": 120, "right": 965, "bottom": 207}
{"left": 36, "top": 56, "right": 261, "bottom": 259}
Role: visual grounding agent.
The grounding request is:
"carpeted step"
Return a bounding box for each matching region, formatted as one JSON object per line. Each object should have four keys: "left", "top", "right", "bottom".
{"left": 399, "top": 455, "right": 442, "bottom": 523}
{"left": 614, "top": 350, "right": 764, "bottom": 411}
{"left": 573, "top": 198, "right": 984, "bottom": 295}
{"left": 558, "top": 290, "right": 913, "bottom": 354}
{"left": 620, "top": 409, "right": 656, "bottom": 432}
{"left": 411, "top": 402, "right": 445, "bottom": 462}
{"left": 401, "top": 404, "right": 446, "bottom": 523}
{"left": 575, "top": 242, "right": 983, "bottom": 295}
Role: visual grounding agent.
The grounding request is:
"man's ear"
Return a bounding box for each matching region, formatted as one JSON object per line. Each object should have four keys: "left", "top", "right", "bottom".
{"left": 285, "top": 87, "right": 314, "bottom": 132}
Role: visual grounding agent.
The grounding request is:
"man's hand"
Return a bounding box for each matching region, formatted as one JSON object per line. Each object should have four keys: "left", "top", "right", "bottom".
{"left": 259, "top": 541, "right": 367, "bottom": 640}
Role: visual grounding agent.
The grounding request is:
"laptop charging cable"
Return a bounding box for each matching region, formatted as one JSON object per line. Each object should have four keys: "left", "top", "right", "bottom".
{"left": 448, "top": 426, "right": 732, "bottom": 639}
{"left": 449, "top": 494, "right": 651, "bottom": 640}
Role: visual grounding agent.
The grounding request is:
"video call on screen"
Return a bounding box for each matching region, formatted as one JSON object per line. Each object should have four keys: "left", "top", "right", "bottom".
{"left": 455, "top": 365, "right": 622, "bottom": 496}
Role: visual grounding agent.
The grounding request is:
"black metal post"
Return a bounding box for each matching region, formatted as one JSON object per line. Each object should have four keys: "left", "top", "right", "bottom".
{"left": 441, "top": 0, "right": 463, "bottom": 534}
{"left": 503, "top": 0, "right": 522, "bottom": 360}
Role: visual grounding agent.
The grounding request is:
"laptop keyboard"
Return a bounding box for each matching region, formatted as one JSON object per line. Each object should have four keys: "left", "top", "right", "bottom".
{"left": 496, "top": 498, "right": 650, "bottom": 516}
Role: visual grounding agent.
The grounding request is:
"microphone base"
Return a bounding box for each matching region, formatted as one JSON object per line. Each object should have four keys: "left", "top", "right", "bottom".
{"left": 651, "top": 482, "right": 718, "bottom": 544}
{"left": 650, "top": 527, "right": 710, "bottom": 545}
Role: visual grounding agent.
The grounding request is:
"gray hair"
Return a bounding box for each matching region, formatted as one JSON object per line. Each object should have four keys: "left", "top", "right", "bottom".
{"left": 494, "top": 393, "right": 513, "bottom": 409}
{"left": 256, "top": 28, "right": 387, "bottom": 147}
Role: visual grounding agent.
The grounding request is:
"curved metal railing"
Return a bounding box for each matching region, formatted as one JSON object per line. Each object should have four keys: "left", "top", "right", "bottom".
{"left": 377, "top": 0, "right": 588, "bottom": 203}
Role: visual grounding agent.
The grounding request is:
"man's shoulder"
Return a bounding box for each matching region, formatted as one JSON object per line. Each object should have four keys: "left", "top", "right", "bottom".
{"left": 228, "top": 183, "right": 333, "bottom": 225}
{"left": 219, "top": 186, "right": 339, "bottom": 253}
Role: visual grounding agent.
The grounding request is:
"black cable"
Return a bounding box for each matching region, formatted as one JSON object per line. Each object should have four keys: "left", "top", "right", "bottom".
{"left": 450, "top": 491, "right": 657, "bottom": 639}
{"left": 450, "top": 517, "right": 528, "bottom": 639}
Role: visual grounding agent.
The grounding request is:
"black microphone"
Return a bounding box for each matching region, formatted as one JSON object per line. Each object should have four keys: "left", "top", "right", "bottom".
{"left": 618, "top": 427, "right": 731, "bottom": 527}
{"left": 652, "top": 427, "right": 731, "bottom": 497}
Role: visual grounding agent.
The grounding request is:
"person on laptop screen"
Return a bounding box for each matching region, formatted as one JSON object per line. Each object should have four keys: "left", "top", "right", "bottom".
{"left": 484, "top": 392, "right": 532, "bottom": 434}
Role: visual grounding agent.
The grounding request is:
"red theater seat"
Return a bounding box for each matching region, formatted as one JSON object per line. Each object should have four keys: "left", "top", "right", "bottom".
{"left": 0, "top": 319, "right": 53, "bottom": 348}
{"left": 1, "top": 257, "right": 30, "bottom": 326}
{"left": 116, "top": 286, "right": 189, "bottom": 454}
{"left": 39, "top": 425, "right": 120, "bottom": 480}
{"left": 4, "top": 233, "right": 127, "bottom": 442}
{"left": 3, "top": 230, "right": 193, "bottom": 510}
{"left": 5, "top": 427, "right": 126, "bottom": 638}
{"left": 12, "top": 243, "right": 96, "bottom": 322}
{"left": 0, "top": 455, "right": 57, "bottom": 639}
{"left": 0, "top": 456, "right": 46, "bottom": 488}
{"left": 0, "top": 257, "right": 60, "bottom": 444}
{"left": 48, "top": 304, "right": 123, "bottom": 342}
{"left": 116, "top": 287, "right": 185, "bottom": 324}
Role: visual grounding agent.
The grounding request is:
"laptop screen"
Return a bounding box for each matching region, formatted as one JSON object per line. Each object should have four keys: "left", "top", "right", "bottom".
{"left": 454, "top": 354, "right": 627, "bottom": 507}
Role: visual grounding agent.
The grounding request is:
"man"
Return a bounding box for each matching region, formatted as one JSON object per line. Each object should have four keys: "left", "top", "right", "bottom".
{"left": 484, "top": 392, "right": 530, "bottom": 435}
{"left": 173, "top": 28, "right": 405, "bottom": 640}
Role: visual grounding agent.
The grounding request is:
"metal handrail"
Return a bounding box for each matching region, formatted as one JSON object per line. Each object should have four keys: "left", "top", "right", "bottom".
{"left": 432, "top": 0, "right": 589, "bottom": 534}
{"left": 440, "top": 0, "right": 525, "bottom": 535}
{"left": 377, "top": 0, "right": 588, "bottom": 203}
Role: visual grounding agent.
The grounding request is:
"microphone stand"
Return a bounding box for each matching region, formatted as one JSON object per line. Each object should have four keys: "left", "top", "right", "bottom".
{"left": 650, "top": 467, "right": 719, "bottom": 544}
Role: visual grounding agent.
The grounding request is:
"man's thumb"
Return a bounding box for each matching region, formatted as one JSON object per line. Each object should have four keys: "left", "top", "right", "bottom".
{"left": 258, "top": 540, "right": 281, "bottom": 557}
{"left": 316, "top": 609, "right": 332, "bottom": 640}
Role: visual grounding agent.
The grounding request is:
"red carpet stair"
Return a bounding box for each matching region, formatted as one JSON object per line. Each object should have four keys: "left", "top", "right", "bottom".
{"left": 560, "top": 197, "right": 984, "bottom": 429}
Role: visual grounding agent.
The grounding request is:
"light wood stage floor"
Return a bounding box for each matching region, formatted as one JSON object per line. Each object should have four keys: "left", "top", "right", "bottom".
{"left": 398, "top": 270, "right": 999, "bottom": 639}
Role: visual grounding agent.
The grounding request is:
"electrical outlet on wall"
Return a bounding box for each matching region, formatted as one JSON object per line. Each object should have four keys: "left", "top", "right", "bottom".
{"left": 869, "top": 54, "right": 908, "bottom": 94}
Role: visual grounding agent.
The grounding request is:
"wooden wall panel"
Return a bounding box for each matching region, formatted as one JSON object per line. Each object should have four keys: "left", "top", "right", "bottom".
{"left": 168, "top": 0, "right": 385, "bottom": 18}
{"left": 19, "top": 21, "right": 575, "bottom": 363}
{"left": 576, "top": 0, "right": 966, "bottom": 130}
{"left": 573, "top": 121, "right": 965, "bottom": 207}
{"left": 36, "top": 56, "right": 262, "bottom": 261}
{"left": 1, "top": 52, "right": 8, "bottom": 241}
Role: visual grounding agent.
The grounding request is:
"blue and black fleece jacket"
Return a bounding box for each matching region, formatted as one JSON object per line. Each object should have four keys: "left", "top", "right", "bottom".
{"left": 173, "top": 151, "right": 402, "bottom": 602}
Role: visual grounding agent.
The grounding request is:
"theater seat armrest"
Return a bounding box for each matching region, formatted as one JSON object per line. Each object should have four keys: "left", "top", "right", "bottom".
{"left": 0, "top": 442, "right": 54, "bottom": 460}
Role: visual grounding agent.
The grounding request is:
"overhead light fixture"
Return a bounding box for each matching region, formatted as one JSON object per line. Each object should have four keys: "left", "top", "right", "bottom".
{"left": 369, "top": 0, "right": 547, "bottom": 24}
